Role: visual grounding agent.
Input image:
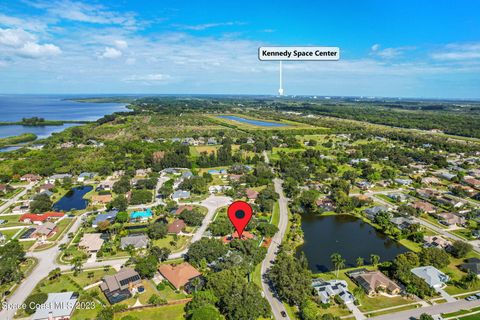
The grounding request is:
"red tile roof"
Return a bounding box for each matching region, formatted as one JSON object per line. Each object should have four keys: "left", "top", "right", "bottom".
{"left": 168, "top": 219, "right": 186, "bottom": 234}
{"left": 158, "top": 262, "right": 201, "bottom": 289}
{"left": 246, "top": 189, "right": 259, "bottom": 199}
{"left": 19, "top": 212, "right": 65, "bottom": 222}
{"left": 222, "top": 231, "right": 254, "bottom": 244}
{"left": 175, "top": 205, "right": 193, "bottom": 215}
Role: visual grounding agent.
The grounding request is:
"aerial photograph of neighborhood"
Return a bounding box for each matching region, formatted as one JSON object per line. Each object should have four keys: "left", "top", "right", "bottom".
{"left": 0, "top": 1, "right": 479, "bottom": 320}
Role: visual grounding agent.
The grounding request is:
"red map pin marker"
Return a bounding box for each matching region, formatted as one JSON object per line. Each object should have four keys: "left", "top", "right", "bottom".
{"left": 227, "top": 201, "right": 253, "bottom": 238}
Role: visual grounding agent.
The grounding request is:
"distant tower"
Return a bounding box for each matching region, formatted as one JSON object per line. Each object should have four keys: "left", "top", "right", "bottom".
{"left": 278, "top": 61, "right": 284, "bottom": 96}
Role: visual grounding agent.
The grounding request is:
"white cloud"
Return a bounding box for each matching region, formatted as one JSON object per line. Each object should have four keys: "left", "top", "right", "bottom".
{"left": 17, "top": 42, "right": 61, "bottom": 58}
{"left": 114, "top": 39, "right": 128, "bottom": 49}
{"left": 176, "top": 22, "right": 243, "bottom": 31}
{"left": 0, "top": 14, "right": 47, "bottom": 32}
{"left": 370, "top": 44, "right": 414, "bottom": 59}
{"left": 432, "top": 43, "right": 480, "bottom": 61}
{"left": 0, "top": 27, "right": 61, "bottom": 58}
{"left": 29, "top": 0, "right": 137, "bottom": 27}
{"left": 125, "top": 57, "right": 136, "bottom": 65}
{"left": 100, "top": 47, "right": 122, "bottom": 59}
{"left": 0, "top": 28, "right": 36, "bottom": 47}
{"left": 123, "top": 74, "right": 171, "bottom": 82}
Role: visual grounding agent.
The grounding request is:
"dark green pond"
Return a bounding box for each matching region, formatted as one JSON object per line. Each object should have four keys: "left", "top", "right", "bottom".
{"left": 297, "top": 214, "right": 408, "bottom": 272}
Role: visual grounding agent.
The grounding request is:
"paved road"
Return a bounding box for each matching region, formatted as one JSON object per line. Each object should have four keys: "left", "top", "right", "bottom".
{"left": 0, "top": 182, "right": 36, "bottom": 214}
{"left": 0, "top": 211, "right": 87, "bottom": 320}
{"left": 371, "top": 299, "right": 480, "bottom": 320}
{"left": 260, "top": 178, "right": 291, "bottom": 320}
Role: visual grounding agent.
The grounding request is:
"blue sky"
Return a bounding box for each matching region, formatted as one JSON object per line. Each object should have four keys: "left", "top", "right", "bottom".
{"left": 0, "top": 0, "right": 479, "bottom": 98}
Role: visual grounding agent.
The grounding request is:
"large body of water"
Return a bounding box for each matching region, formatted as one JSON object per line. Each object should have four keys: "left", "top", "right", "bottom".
{"left": 0, "top": 95, "right": 126, "bottom": 139}
{"left": 218, "top": 115, "right": 287, "bottom": 127}
{"left": 297, "top": 214, "right": 408, "bottom": 273}
{"left": 53, "top": 186, "right": 92, "bottom": 211}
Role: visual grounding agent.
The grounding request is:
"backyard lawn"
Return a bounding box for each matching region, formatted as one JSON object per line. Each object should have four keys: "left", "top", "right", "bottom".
{"left": 113, "top": 303, "right": 186, "bottom": 320}
{"left": 153, "top": 234, "right": 190, "bottom": 253}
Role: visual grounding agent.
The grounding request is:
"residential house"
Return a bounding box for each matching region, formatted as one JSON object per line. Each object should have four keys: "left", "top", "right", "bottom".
{"left": 168, "top": 219, "right": 186, "bottom": 234}
{"left": 436, "top": 212, "right": 465, "bottom": 227}
{"left": 182, "top": 171, "right": 194, "bottom": 179}
{"left": 350, "top": 158, "right": 369, "bottom": 165}
{"left": 311, "top": 279, "right": 354, "bottom": 304}
{"left": 0, "top": 232, "right": 6, "bottom": 244}
{"left": 246, "top": 188, "right": 259, "bottom": 200}
{"left": 349, "top": 269, "right": 401, "bottom": 296}
{"left": 357, "top": 181, "right": 374, "bottom": 190}
{"left": 411, "top": 266, "right": 449, "bottom": 289}
{"left": 19, "top": 212, "right": 65, "bottom": 225}
{"left": 394, "top": 178, "right": 413, "bottom": 186}
{"left": 316, "top": 198, "right": 336, "bottom": 211}
{"left": 39, "top": 183, "right": 55, "bottom": 193}
{"left": 464, "top": 177, "right": 480, "bottom": 189}
{"left": 20, "top": 174, "right": 41, "bottom": 182}
{"left": 411, "top": 201, "right": 436, "bottom": 214}
{"left": 460, "top": 258, "right": 480, "bottom": 276}
{"left": 32, "top": 292, "right": 78, "bottom": 320}
{"left": 207, "top": 137, "right": 217, "bottom": 145}
{"left": 92, "top": 209, "right": 118, "bottom": 228}
{"left": 390, "top": 217, "right": 414, "bottom": 230}
{"left": 91, "top": 194, "right": 113, "bottom": 205}
{"left": 421, "top": 177, "right": 441, "bottom": 185}
{"left": 79, "top": 233, "right": 104, "bottom": 253}
{"left": 388, "top": 193, "right": 409, "bottom": 202}
{"left": 32, "top": 222, "right": 57, "bottom": 239}
{"left": 417, "top": 188, "right": 441, "bottom": 199}
{"left": 0, "top": 184, "right": 7, "bottom": 193}
{"left": 437, "top": 196, "right": 466, "bottom": 208}
{"left": 77, "top": 172, "right": 96, "bottom": 182}
{"left": 174, "top": 205, "right": 193, "bottom": 215}
{"left": 100, "top": 268, "right": 142, "bottom": 304}
{"left": 158, "top": 262, "right": 201, "bottom": 291}
{"left": 172, "top": 190, "right": 191, "bottom": 200}
{"left": 135, "top": 168, "right": 151, "bottom": 177}
{"left": 222, "top": 231, "right": 255, "bottom": 244}
{"left": 424, "top": 235, "right": 452, "bottom": 250}
{"left": 48, "top": 173, "right": 72, "bottom": 183}
{"left": 364, "top": 206, "right": 390, "bottom": 220}
{"left": 439, "top": 172, "right": 457, "bottom": 181}
{"left": 120, "top": 234, "right": 150, "bottom": 250}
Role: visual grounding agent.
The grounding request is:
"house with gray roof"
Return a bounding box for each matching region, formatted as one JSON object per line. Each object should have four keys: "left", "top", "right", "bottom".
{"left": 120, "top": 234, "right": 149, "bottom": 250}
{"left": 32, "top": 292, "right": 78, "bottom": 320}
{"left": 312, "top": 279, "right": 354, "bottom": 304}
{"left": 92, "top": 209, "right": 119, "bottom": 228}
{"left": 364, "top": 206, "right": 390, "bottom": 220}
{"left": 172, "top": 190, "right": 191, "bottom": 200}
{"left": 411, "top": 266, "right": 449, "bottom": 289}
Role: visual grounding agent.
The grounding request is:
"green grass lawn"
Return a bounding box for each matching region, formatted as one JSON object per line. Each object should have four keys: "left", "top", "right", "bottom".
{"left": 49, "top": 218, "right": 74, "bottom": 241}
{"left": 64, "top": 268, "right": 116, "bottom": 288}
{"left": 444, "top": 251, "right": 480, "bottom": 295}
{"left": 271, "top": 201, "right": 280, "bottom": 227}
{"left": 153, "top": 235, "right": 190, "bottom": 253}
{"left": 0, "top": 227, "right": 23, "bottom": 240}
{"left": 113, "top": 303, "right": 186, "bottom": 320}
{"left": 0, "top": 214, "right": 28, "bottom": 227}
{"left": 20, "top": 240, "right": 36, "bottom": 250}
{"left": 451, "top": 228, "right": 474, "bottom": 240}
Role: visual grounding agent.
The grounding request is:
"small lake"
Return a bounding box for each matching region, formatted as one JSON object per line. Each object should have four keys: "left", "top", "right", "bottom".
{"left": 0, "top": 146, "right": 22, "bottom": 153}
{"left": 0, "top": 123, "right": 81, "bottom": 140}
{"left": 297, "top": 215, "right": 408, "bottom": 273}
{"left": 218, "top": 115, "right": 287, "bottom": 127}
{"left": 53, "top": 186, "right": 93, "bottom": 211}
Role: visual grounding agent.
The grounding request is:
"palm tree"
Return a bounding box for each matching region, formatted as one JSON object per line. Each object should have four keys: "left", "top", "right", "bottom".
{"left": 356, "top": 257, "right": 364, "bottom": 267}
{"left": 330, "top": 253, "right": 346, "bottom": 277}
{"left": 370, "top": 254, "right": 380, "bottom": 266}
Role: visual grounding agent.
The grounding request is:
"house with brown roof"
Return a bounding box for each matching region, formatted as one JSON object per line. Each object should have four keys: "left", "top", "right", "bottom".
{"left": 424, "top": 235, "right": 452, "bottom": 249}
{"left": 411, "top": 201, "right": 436, "bottom": 214}
{"left": 39, "top": 183, "right": 55, "bottom": 193}
{"left": 100, "top": 268, "right": 142, "bottom": 304}
{"left": 91, "top": 194, "right": 113, "bottom": 205}
{"left": 349, "top": 270, "right": 401, "bottom": 296}
{"left": 246, "top": 189, "right": 259, "bottom": 200}
{"left": 32, "top": 222, "right": 57, "bottom": 239}
{"left": 222, "top": 231, "right": 255, "bottom": 244}
{"left": 21, "top": 174, "right": 41, "bottom": 182}
{"left": 79, "top": 233, "right": 104, "bottom": 252}
{"left": 175, "top": 205, "right": 193, "bottom": 215}
{"left": 168, "top": 219, "right": 186, "bottom": 234}
{"left": 464, "top": 177, "right": 480, "bottom": 189}
{"left": 158, "top": 262, "right": 201, "bottom": 290}
{"left": 0, "top": 184, "right": 7, "bottom": 193}
{"left": 436, "top": 212, "right": 465, "bottom": 227}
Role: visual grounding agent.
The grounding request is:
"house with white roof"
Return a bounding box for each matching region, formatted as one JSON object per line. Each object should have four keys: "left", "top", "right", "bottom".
{"left": 411, "top": 266, "right": 449, "bottom": 289}
{"left": 312, "top": 279, "right": 354, "bottom": 304}
{"left": 32, "top": 292, "right": 78, "bottom": 320}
